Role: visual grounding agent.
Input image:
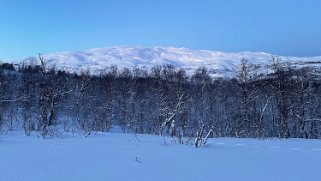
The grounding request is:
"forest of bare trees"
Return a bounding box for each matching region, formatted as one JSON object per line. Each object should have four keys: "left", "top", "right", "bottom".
{"left": 0, "top": 57, "right": 321, "bottom": 140}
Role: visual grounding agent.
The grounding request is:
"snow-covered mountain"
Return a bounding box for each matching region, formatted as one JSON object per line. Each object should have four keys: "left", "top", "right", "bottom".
{"left": 23, "top": 46, "right": 321, "bottom": 77}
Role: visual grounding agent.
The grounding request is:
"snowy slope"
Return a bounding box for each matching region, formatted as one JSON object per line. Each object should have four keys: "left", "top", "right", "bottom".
{"left": 1, "top": 131, "right": 321, "bottom": 181}
{"left": 22, "top": 46, "right": 321, "bottom": 77}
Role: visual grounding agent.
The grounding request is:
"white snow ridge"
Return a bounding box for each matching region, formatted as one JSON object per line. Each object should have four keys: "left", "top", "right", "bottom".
{"left": 39, "top": 46, "right": 321, "bottom": 77}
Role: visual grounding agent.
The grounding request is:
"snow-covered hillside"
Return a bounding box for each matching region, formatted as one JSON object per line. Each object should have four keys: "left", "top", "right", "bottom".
{"left": 30, "top": 46, "right": 321, "bottom": 77}
{"left": 1, "top": 131, "right": 321, "bottom": 181}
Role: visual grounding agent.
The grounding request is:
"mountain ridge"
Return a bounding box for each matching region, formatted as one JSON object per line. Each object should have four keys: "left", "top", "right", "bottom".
{"left": 18, "top": 46, "right": 321, "bottom": 77}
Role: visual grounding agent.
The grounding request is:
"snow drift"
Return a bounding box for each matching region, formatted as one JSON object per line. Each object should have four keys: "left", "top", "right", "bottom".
{"left": 1, "top": 131, "right": 321, "bottom": 181}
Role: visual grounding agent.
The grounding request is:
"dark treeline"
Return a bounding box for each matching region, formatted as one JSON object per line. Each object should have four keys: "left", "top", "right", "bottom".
{"left": 0, "top": 57, "right": 321, "bottom": 139}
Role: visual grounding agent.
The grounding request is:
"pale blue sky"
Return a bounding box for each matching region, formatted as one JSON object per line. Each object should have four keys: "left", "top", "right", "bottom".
{"left": 0, "top": 0, "right": 321, "bottom": 59}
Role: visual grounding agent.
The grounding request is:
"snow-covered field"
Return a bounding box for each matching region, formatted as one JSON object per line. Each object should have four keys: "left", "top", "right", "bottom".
{"left": 1, "top": 132, "right": 321, "bottom": 181}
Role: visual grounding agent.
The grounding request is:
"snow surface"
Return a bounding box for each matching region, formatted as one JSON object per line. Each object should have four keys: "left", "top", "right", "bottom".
{"left": 19, "top": 46, "right": 321, "bottom": 77}
{"left": 1, "top": 131, "right": 321, "bottom": 181}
